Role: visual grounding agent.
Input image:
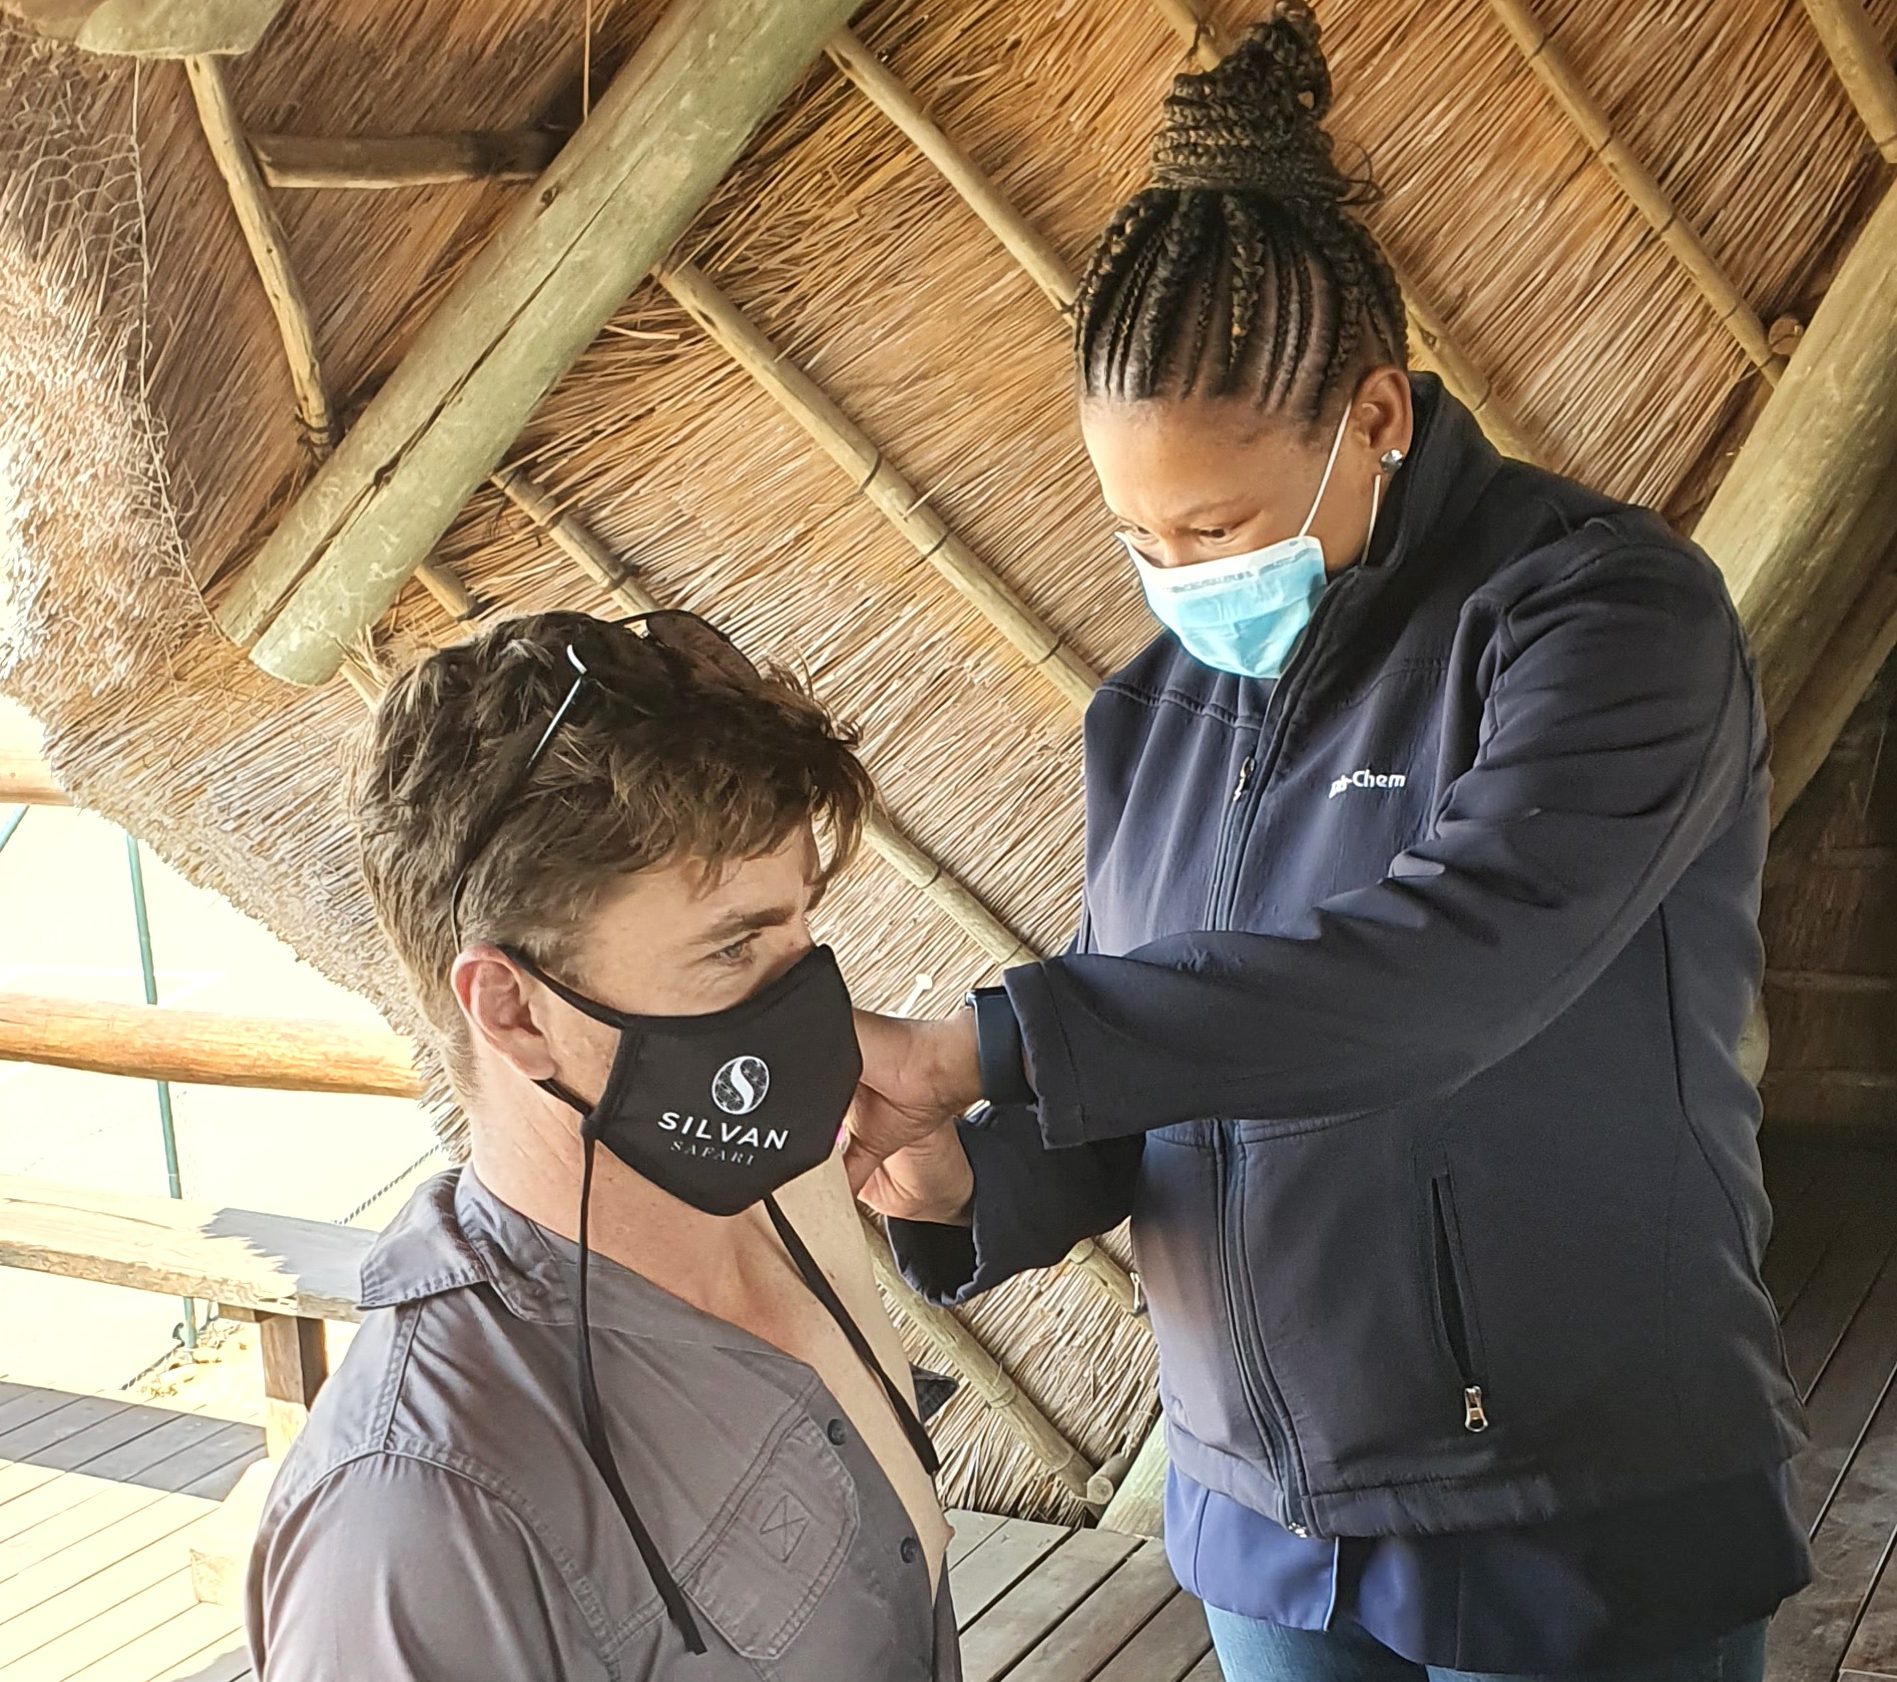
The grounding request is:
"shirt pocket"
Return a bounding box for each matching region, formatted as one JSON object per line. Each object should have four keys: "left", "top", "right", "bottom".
{"left": 683, "top": 1414, "right": 860, "bottom": 1662}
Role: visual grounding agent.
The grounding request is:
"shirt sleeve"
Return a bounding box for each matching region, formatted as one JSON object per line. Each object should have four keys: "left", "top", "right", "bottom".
{"left": 1003, "top": 547, "right": 1762, "bottom": 1147}
{"left": 248, "top": 1453, "right": 601, "bottom": 1682}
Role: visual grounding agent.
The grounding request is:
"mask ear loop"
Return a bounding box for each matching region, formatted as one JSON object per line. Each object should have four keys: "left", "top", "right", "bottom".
{"left": 1298, "top": 405, "right": 1357, "bottom": 539}
{"left": 571, "top": 1123, "right": 709, "bottom": 1655}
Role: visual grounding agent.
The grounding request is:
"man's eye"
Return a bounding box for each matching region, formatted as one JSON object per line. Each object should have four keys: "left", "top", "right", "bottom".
{"left": 711, "top": 935, "right": 758, "bottom": 966}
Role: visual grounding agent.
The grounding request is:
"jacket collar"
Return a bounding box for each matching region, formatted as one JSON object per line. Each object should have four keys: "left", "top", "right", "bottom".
{"left": 1363, "top": 374, "right": 1504, "bottom": 576}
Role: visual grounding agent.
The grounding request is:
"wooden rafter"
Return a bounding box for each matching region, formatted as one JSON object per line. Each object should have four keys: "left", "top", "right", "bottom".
{"left": 1146, "top": 0, "right": 1544, "bottom": 464}
{"left": 182, "top": 57, "right": 479, "bottom": 621}
{"left": 824, "top": 27, "right": 1077, "bottom": 310}
{"left": 658, "top": 261, "right": 1100, "bottom": 713}
{"left": 5, "top": 0, "right": 287, "bottom": 56}
{"left": 251, "top": 130, "right": 566, "bottom": 190}
{"left": 182, "top": 55, "right": 334, "bottom": 448}
{"left": 1484, "top": 0, "right": 1783, "bottom": 382}
{"left": 221, "top": 0, "right": 863, "bottom": 688}
{"left": 1696, "top": 184, "right": 1897, "bottom": 734}
{"left": 1801, "top": 0, "right": 1897, "bottom": 162}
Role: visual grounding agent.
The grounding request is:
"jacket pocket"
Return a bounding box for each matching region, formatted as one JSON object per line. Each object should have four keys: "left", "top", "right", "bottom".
{"left": 1430, "top": 1175, "right": 1492, "bottom": 1434}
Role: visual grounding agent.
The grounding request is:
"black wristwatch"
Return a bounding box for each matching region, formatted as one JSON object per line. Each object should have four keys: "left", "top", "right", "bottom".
{"left": 965, "top": 986, "right": 1036, "bottom": 1107}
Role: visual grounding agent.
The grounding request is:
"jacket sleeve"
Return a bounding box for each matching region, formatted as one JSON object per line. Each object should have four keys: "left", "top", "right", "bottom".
{"left": 888, "top": 909, "right": 1144, "bottom": 1306}
{"left": 1004, "top": 548, "right": 1762, "bottom": 1148}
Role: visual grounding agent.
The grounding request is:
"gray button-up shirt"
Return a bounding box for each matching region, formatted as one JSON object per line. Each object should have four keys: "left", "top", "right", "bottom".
{"left": 247, "top": 1169, "right": 959, "bottom": 1680}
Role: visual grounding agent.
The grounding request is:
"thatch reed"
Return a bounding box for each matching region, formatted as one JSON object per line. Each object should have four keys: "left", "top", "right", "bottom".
{"left": 3, "top": 0, "right": 1894, "bottom": 1520}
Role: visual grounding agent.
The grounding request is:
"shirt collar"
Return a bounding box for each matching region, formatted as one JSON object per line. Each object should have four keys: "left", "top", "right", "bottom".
{"left": 357, "top": 1166, "right": 791, "bottom": 1359}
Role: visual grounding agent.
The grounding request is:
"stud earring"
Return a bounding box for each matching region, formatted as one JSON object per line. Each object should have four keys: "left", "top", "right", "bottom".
{"left": 1380, "top": 447, "right": 1406, "bottom": 472}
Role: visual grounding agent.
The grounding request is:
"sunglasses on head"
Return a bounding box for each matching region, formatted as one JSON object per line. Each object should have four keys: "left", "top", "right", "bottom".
{"left": 446, "top": 610, "right": 759, "bottom": 952}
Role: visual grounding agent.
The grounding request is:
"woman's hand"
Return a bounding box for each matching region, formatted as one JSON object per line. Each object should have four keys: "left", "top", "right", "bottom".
{"left": 845, "top": 1008, "right": 984, "bottom": 1218}
{"left": 847, "top": 1099, "right": 975, "bottom": 1225}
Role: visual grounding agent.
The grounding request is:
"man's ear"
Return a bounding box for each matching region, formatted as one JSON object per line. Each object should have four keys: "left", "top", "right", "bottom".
{"left": 452, "top": 948, "right": 558, "bottom": 1081}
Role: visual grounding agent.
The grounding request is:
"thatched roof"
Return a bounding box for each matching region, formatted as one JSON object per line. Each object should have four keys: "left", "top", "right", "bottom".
{"left": 2, "top": 0, "right": 1893, "bottom": 1522}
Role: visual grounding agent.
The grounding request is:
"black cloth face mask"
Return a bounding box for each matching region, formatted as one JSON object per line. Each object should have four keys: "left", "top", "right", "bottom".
{"left": 508, "top": 942, "right": 861, "bottom": 1217}
{"left": 507, "top": 939, "right": 940, "bottom": 1655}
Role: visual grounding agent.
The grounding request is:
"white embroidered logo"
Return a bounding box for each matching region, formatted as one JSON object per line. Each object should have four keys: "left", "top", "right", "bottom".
{"left": 1329, "top": 768, "right": 1407, "bottom": 799}
{"left": 711, "top": 1055, "right": 770, "bottom": 1115}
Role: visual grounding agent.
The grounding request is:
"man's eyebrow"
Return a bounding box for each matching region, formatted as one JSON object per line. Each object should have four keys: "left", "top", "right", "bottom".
{"left": 696, "top": 904, "right": 798, "bottom": 944}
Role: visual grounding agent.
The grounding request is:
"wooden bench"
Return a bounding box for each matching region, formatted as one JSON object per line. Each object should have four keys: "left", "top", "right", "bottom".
{"left": 0, "top": 1173, "right": 370, "bottom": 1456}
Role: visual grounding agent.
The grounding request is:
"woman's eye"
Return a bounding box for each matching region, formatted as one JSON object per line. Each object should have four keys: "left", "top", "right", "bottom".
{"left": 1198, "top": 528, "right": 1230, "bottom": 542}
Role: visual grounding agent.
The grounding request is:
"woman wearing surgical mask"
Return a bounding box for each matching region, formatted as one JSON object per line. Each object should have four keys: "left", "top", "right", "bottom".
{"left": 848, "top": 9, "right": 1810, "bottom": 1682}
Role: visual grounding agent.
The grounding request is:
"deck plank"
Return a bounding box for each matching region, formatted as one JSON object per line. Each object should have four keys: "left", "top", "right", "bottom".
{"left": 60, "top": 1597, "right": 246, "bottom": 1682}
{"left": 1008, "top": 1544, "right": 1187, "bottom": 1682}
{"left": 948, "top": 1508, "right": 1006, "bottom": 1568}
{"left": 959, "top": 1529, "right": 1140, "bottom": 1682}
{"left": 162, "top": 1641, "right": 253, "bottom": 1682}
{"left": 1767, "top": 1363, "right": 1897, "bottom": 1682}
{"left": 5, "top": 1566, "right": 203, "bottom": 1682}
{"left": 1089, "top": 1583, "right": 1215, "bottom": 1682}
{"left": 1766, "top": 1153, "right": 1880, "bottom": 1314}
{"left": 1839, "top": 1533, "right": 1897, "bottom": 1679}
{"left": 1780, "top": 1166, "right": 1897, "bottom": 1400}
{"left": 1, "top": 1420, "right": 259, "bottom": 1558}
{"left": 950, "top": 1519, "right": 1073, "bottom": 1630}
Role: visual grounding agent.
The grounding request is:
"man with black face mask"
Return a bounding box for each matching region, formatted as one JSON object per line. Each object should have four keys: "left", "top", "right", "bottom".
{"left": 245, "top": 611, "right": 958, "bottom": 1681}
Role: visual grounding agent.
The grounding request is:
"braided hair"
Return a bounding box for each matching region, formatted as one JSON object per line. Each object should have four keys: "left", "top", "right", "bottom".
{"left": 1075, "top": 6, "right": 1408, "bottom": 428}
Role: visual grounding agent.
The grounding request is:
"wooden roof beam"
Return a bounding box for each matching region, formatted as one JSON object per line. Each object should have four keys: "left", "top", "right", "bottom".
{"left": 1484, "top": 0, "right": 1784, "bottom": 382}
{"left": 3, "top": 0, "right": 287, "bottom": 56}
{"left": 1147, "top": 0, "right": 1543, "bottom": 464}
{"left": 1695, "top": 184, "right": 1897, "bottom": 737}
{"left": 1801, "top": 0, "right": 1897, "bottom": 163}
{"left": 657, "top": 260, "right": 1100, "bottom": 712}
{"left": 825, "top": 27, "right": 1077, "bottom": 310}
{"left": 219, "top": 0, "right": 864, "bottom": 686}
{"left": 251, "top": 130, "right": 565, "bottom": 190}
{"left": 0, "top": 747, "right": 68, "bottom": 806}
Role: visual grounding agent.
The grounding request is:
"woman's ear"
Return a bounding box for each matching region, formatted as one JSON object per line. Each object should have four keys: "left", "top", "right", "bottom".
{"left": 452, "top": 948, "right": 559, "bottom": 1081}
{"left": 1357, "top": 364, "right": 1414, "bottom": 460}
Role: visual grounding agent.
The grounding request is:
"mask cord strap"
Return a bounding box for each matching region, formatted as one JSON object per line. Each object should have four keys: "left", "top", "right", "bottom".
{"left": 574, "top": 1134, "right": 709, "bottom": 1655}
{"left": 763, "top": 1196, "right": 941, "bottom": 1480}
{"left": 1300, "top": 406, "right": 1356, "bottom": 538}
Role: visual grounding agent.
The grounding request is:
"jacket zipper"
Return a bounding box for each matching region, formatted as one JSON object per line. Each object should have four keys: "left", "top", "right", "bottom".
{"left": 1206, "top": 573, "right": 1358, "bottom": 930}
{"left": 1430, "top": 1178, "right": 1490, "bottom": 1433}
{"left": 1198, "top": 578, "right": 1360, "bottom": 1537}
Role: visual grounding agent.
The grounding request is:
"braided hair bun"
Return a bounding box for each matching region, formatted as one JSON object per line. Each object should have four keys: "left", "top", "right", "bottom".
{"left": 1072, "top": 3, "right": 1406, "bottom": 420}
{"left": 1151, "top": 7, "right": 1376, "bottom": 212}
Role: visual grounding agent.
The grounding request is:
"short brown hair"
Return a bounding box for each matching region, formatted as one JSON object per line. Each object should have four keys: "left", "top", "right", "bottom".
{"left": 352, "top": 612, "right": 872, "bottom": 1078}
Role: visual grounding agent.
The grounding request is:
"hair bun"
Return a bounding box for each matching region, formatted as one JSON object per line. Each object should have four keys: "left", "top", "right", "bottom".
{"left": 1151, "top": 7, "right": 1370, "bottom": 210}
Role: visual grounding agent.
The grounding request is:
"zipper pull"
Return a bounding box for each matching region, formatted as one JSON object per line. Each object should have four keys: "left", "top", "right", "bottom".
{"left": 1232, "top": 756, "right": 1255, "bottom": 803}
{"left": 1463, "top": 1386, "right": 1490, "bottom": 1433}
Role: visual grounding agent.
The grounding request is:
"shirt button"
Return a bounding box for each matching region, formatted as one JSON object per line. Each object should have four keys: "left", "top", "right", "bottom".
{"left": 826, "top": 1418, "right": 847, "bottom": 1445}
{"left": 900, "top": 1537, "right": 921, "bottom": 1565}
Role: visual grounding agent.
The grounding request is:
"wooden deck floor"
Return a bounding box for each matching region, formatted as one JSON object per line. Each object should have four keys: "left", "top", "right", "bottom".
{"left": 1, "top": 1140, "right": 1892, "bottom": 1682}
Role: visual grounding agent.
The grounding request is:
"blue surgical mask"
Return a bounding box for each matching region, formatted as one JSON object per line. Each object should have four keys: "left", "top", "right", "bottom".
{"left": 1125, "top": 407, "right": 1365, "bottom": 680}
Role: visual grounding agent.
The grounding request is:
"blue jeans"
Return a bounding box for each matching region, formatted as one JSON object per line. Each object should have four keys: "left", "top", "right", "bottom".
{"left": 1204, "top": 1610, "right": 1769, "bottom": 1682}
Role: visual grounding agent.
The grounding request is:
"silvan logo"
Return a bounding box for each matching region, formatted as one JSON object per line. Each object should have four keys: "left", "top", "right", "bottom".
{"left": 711, "top": 1054, "right": 770, "bottom": 1115}
{"left": 1328, "top": 768, "right": 1407, "bottom": 799}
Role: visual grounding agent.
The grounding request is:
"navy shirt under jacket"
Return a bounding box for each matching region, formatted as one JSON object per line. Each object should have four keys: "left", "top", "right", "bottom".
{"left": 1165, "top": 1464, "right": 1809, "bottom": 1670}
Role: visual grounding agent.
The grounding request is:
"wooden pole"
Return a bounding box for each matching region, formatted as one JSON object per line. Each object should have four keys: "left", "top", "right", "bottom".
{"left": 490, "top": 466, "right": 658, "bottom": 618}
{"left": 1695, "top": 184, "right": 1897, "bottom": 729}
{"left": 1097, "top": 1408, "right": 1170, "bottom": 1537}
{"left": 0, "top": 750, "right": 68, "bottom": 807}
{"left": 862, "top": 808, "right": 1040, "bottom": 966}
{"left": 1483, "top": 0, "right": 1782, "bottom": 381}
{"left": 227, "top": 0, "right": 864, "bottom": 686}
{"left": 4, "top": 0, "right": 287, "bottom": 56}
{"left": 1767, "top": 568, "right": 1897, "bottom": 828}
{"left": 824, "top": 28, "right": 1076, "bottom": 310}
{"left": 182, "top": 55, "right": 335, "bottom": 448}
{"left": 859, "top": 1213, "right": 1095, "bottom": 1497}
{"left": 1801, "top": 0, "right": 1897, "bottom": 162}
{"left": 251, "top": 131, "right": 566, "bottom": 190}
{"left": 0, "top": 993, "right": 424, "bottom": 1099}
{"left": 1145, "top": 0, "right": 1543, "bottom": 463}
{"left": 659, "top": 261, "right": 1099, "bottom": 712}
